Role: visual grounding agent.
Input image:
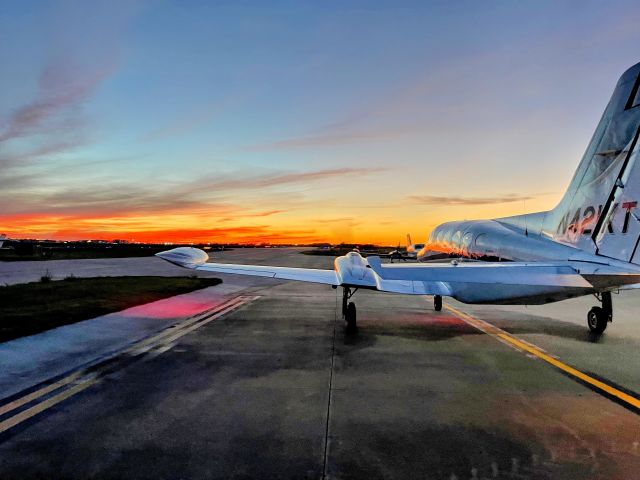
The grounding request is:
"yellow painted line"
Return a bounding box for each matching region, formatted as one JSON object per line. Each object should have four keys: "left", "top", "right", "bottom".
{"left": 0, "top": 378, "right": 99, "bottom": 434}
{"left": 129, "top": 296, "right": 247, "bottom": 348}
{"left": 0, "top": 371, "right": 83, "bottom": 417}
{"left": 128, "top": 296, "right": 247, "bottom": 354}
{"left": 496, "top": 333, "right": 640, "bottom": 409}
{"left": 155, "top": 295, "right": 259, "bottom": 346}
{"left": 0, "top": 297, "right": 244, "bottom": 420}
{"left": 0, "top": 295, "right": 258, "bottom": 434}
{"left": 443, "top": 303, "right": 640, "bottom": 411}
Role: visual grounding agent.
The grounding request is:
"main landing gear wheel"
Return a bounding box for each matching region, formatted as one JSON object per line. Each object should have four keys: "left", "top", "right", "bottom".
{"left": 342, "top": 287, "right": 358, "bottom": 333}
{"left": 587, "top": 307, "right": 608, "bottom": 334}
{"left": 434, "top": 295, "right": 442, "bottom": 312}
{"left": 587, "top": 291, "right": 612, "bottom": 334}
{"left": 345, "top": 302, "right": 357, "bottom": 333}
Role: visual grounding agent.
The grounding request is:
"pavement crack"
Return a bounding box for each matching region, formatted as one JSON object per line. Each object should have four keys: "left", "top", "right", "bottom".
{"left": 322, "top": 291, "right": 338, "bottom": 480}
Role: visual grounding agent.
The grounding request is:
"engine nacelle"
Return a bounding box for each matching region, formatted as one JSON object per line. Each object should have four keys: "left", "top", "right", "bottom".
{"left": 334, "top": 251, "right": 378, "bottom": 288}
{"left": 155, "top": 247, "right": 209, "bottom": 268}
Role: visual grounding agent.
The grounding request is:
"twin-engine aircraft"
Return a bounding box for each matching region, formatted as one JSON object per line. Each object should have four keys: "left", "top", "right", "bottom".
{"left": 158, "top": 61, "right": 640, "bottom": 335}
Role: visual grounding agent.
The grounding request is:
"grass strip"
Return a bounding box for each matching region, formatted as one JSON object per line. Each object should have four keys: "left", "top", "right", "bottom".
{"left": 0, "top": 276, "right": 221, "bottom": 342}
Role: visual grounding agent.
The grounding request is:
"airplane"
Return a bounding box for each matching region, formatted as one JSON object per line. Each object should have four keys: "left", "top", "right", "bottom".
{"left": 405, "top": 234, "right": 425, "bottom": 259}
{"left": 383, "top": 241, "right": 408, "bottom": 263}
{"left": 385, "top": 234, "right": 427, "bottom": 262}
{"left": 157, "top": 60, "right": 640, "bottom": 335}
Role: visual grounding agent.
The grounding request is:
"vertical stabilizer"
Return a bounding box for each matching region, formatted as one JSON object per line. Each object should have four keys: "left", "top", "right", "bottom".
{"left": 542, "top": 61, "right": 640, "bottom": 264}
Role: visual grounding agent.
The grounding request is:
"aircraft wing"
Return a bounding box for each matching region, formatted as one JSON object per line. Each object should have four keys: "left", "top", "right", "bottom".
{"left": 156, "top": 247, "right": 338, "bottom": 285}
{"left": 157, "top": 248, "right": 640, "bottom": 303}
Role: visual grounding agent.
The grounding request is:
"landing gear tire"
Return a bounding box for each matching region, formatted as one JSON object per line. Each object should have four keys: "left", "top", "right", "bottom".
{"left": 587, "top": 291, "right": 612, "bottom": 334}
{"left": 434, "top": 295, "right": 442, "bottom": 312}
{"left": 587, "top": 306, "right": 608, "bottom": 334}
{"left": 345, "top": 302, "right": 357, "bottom": 333}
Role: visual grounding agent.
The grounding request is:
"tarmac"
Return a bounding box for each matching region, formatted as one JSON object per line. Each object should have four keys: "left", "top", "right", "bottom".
{"left": 0, "top": 248, "right": 639, "bottom": 479}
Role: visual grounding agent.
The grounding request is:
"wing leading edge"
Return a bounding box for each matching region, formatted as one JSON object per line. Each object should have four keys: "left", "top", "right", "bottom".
{"left": 194, "top": 262, "right": 339, "bottom": 285}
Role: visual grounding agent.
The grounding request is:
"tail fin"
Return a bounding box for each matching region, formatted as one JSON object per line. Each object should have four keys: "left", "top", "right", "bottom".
{"left": 545, "top": 61, "right": 640, "bottom": 264}
{"left": 406, "top": 234, "right": 412, "bottom": 247}
{"left": 0, "top": 234, "right": 5, "bottom": 248}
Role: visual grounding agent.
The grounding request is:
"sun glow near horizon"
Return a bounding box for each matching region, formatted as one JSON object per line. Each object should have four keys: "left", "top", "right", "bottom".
{"left": 2, "top": 189, "right": 562, "bottom": 245}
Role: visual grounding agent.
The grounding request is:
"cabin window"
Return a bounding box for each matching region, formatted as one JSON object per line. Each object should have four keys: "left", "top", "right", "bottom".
{"left": 475, "top": 233, "right": 489, "bottom": 249}
{"left": 625, "top": 74, "right": 640, "bottom": 110}
{"left": 451, "top": 230, "right": 462, "bottom": 248}
{"left": 461, "top": 232, "right": 473, "bottom": 252}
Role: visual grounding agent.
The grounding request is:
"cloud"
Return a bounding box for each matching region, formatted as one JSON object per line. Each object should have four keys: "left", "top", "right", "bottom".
{"left": 0, "top": 184, "right": 221, "bottom": 216}
{"left": 190, "top": 167, "right": 388, "bottom": 192}
{"left": 246, "top": 127, "right": 416, "bottom": 151}
{"left": 0, "top": 0, "right": 143, "bottom": 188}
{"left": 0, "top": 167, "right": 385, "bottom": 217}
{"left": 218, "top": 210, "right": 286, "bottom": 222}
{"left": 0, "top": 137, "right": 89, "bottom": 170}
{"left": 0, "top": 165, "right": 388, "bottom": 242}
{"left": 0, "top": 60, "right": 115, "bottom": 144}
{"left": 0, "top": 63, "right": 111, "bottom": 192}
{"left": 0, "top": 172, "right": 44, "bottom": 190}
{"left": 408, "top": 193, "right": 536, "bottom": 206}
{"left": 313, "top": 217, "right": 360, "bottom": 227}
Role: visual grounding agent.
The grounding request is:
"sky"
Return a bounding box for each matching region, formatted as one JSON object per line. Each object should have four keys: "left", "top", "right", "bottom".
{"left": 2, "top": 0, "right": 640, "bottom": 244}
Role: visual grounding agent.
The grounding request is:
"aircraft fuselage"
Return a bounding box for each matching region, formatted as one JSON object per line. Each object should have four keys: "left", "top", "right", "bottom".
{"left": 421, "top": 217, "right": 562, "bottom": 262}
{"left": 417, "top": 214, "right": 629, "bottom": 265}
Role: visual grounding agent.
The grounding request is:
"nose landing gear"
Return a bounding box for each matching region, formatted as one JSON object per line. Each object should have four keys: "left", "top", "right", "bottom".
{"left": 342, "top": 287, "right": 358, "bottom": 333}
{"left": 587, "top": 291, "right": 612, "bottom": 334}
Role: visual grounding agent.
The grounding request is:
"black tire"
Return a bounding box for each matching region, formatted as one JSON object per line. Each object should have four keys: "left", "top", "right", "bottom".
{"left": 587, "top": 306, "right": 608, "bottom": 334}
{"left": 434, "top": 295, "right": 442, "bottom": 312}
{"left": 345, "top": 302, "right": 357, "bottom": 333}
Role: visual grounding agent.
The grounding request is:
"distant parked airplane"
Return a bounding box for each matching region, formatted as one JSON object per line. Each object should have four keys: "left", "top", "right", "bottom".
{"left": 158, "top": 61, "right": 640, "bottom": 335}
{"left": 405, "top": 234, "right": 424, "bottom": 259}
{"left": 384, "top": 234, "right": 426, "bottom": 262}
